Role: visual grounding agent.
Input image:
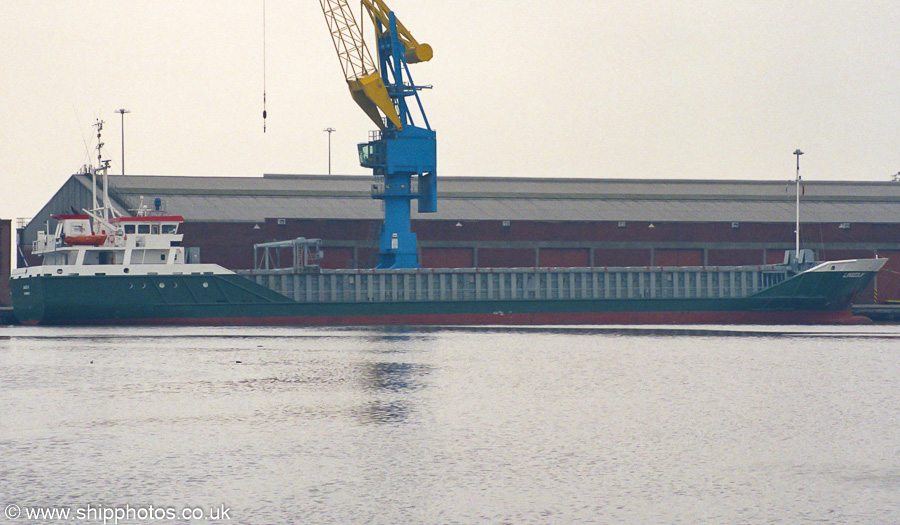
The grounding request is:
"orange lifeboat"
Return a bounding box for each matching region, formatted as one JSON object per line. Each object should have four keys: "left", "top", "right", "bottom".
{"left": 64, "top": 234, "right": 108, "bottom": 247}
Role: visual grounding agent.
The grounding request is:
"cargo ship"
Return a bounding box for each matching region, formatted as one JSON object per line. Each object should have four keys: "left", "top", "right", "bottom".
{"left": 9, "top": 211, "right": 886, "bottom": 326}
{"left": 8, "top": 4, "right": 888, "bottom": 325}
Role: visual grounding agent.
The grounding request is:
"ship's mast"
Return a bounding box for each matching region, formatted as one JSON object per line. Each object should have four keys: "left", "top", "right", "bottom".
{"left": 90, "top": 121, "right": 99, "bottom": 213}
{"left": 793, "top": 149, "right": 803, "bottom": 262}
{"left": 92, "top": 119, "right": 112, "bottom": 221}
{"left": 98, "top": 119, "right": 111, "bottom": 221}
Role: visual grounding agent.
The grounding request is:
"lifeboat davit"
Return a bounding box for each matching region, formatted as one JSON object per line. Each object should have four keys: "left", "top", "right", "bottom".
{"left": 64, "top": 234, "right": 108, "bottom": 247}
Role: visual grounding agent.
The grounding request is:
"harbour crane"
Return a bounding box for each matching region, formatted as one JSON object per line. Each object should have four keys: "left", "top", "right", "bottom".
{"left": 320, "top": 0, "right": 436, "bottom": 268}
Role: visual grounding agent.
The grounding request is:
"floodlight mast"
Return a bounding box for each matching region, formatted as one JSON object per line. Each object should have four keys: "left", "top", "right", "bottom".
{"left": 115, "top": 108, "right": 130, "bottom": 176}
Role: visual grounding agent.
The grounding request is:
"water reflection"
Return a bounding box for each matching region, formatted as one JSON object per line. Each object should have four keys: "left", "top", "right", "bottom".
{"left": 352, "top": 400, "right": 412, "bottom": 425}
{"left": 353, "top": 331, "right": 435, "bottom": 425}
{"left": 360, "top": 362, "right": 430, "bottom": 393}
{"left": 401, "top": 325, "right": 900, "bottom": 339}
{"left": 354, "top": 362, "right": 432, "bottom": 425}
{"left": 4, "top": 325, "right": 900, "bottom": 524}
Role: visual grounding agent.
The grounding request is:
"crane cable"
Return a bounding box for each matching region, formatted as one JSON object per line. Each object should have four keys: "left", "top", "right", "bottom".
{"left": 262, "top": 0, "right": 267, "bottom": 133}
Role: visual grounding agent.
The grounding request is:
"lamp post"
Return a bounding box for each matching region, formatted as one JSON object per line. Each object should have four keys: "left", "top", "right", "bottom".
{"left": 116, "top": 109, "right": 131, "bottom": 175}
{"left": 793, "top": 149, "right": 804, "bottom": 261}
{"left": 323, "top": 127, "right": 336, "bottom": 175}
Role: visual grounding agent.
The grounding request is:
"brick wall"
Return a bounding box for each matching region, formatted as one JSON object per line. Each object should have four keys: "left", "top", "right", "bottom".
{"left": 0, "top": 220, "right": 11, "bottom": 306}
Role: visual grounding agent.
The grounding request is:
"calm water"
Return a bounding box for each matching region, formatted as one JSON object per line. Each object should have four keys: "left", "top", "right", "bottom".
{"left": 1, "top": 324, "right": 900, "bottom": 524}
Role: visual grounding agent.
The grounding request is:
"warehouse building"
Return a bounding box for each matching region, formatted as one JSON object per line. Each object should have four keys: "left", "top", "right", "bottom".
{"left": 18, "top": 173, "right": 900, "bottom": 303}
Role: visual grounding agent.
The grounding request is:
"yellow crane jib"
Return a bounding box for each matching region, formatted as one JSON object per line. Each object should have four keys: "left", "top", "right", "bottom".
{"left": 360, "top": 0, "right": 433, "bottom": 64}
{"left": 348, "top": 73, "right": 403, "bottom": 130}
{"left": 319, "top": 0, "right": 403, "bottom": 130}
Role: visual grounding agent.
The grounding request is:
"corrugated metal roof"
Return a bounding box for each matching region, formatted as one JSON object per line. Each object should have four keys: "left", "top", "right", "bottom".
{"left": 84, "top": 174, "right": 900, "bottom": 223}
{"left": 105, "top": 173, "right": 900, "bottom": 197}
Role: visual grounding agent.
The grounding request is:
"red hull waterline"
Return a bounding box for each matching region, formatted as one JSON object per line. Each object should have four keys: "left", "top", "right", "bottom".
{"left": 21, "top": 309, "right": 873, "bottom": 327}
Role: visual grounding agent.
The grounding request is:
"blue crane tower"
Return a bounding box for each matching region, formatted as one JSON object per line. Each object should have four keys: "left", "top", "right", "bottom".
{"left": 320, "top": 0, "right": 436, "bottom": 268}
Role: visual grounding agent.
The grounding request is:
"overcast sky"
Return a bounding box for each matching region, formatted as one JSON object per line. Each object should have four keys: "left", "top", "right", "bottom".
{"left": 2, "top": 1, "right": 899, "bottom": 222}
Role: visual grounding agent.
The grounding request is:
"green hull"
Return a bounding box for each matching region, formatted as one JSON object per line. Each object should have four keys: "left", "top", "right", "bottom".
{"left": 10, "top": 265, "right": 879, "bottom": 325}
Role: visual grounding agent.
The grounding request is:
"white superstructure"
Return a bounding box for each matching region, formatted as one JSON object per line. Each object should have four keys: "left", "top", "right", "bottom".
{"left": 13, "top": 213, "right": 230, "bottom": 279}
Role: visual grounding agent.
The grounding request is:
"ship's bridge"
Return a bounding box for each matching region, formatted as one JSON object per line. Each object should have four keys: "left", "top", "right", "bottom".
{"left": 30, "top": 214, "right": 189, "bottom": 269}
{"left": 108, "top": 215, "right": 184, "bottom": 249}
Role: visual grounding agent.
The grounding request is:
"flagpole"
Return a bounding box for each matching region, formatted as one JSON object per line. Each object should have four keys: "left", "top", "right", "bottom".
{"left": 793, "top": 149, "right": 804, "bottom": 262}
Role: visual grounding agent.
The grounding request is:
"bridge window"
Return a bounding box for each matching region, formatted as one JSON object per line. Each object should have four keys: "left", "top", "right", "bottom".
{"left": 162, "top": 224, "right": 178, "bottom": 234}
{"left": 124, "top": 224, "right": 136, "bottom": 234}
{"left": 138, "top": 224, "right": 150, "bottom": 234}
{"left": 83, "top": 251, "right": 117, "bottom": 265}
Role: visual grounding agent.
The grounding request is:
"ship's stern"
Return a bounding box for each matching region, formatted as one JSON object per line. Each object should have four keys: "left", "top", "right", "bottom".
{"left": 10, "top": 273, "right": 46, "bottom": 324}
